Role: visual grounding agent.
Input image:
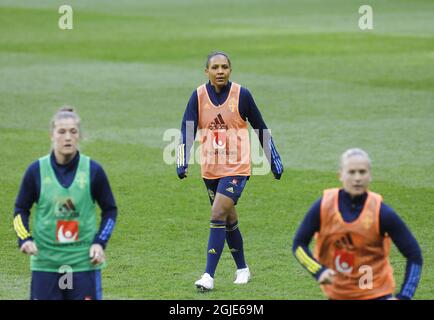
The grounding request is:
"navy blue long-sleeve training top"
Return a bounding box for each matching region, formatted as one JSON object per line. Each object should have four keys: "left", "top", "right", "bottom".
{"left": 178, "top": 81, "right": 283, "bottom": 176}
{"left": 293, "top": 189, "right": 423, "bottom": 300}
{"left": 14, "top": 152, "right": 117, "bottom": 249}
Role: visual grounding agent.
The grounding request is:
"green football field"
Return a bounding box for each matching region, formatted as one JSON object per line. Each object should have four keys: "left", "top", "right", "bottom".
{"left": 0, "top": 0, "right": 433, "bottom": 299}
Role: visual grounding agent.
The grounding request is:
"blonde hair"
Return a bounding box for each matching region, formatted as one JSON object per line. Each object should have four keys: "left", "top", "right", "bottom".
{"left": 340, "top": 148, "right": 371, "bottom": 169}
{"left": 50, "top": 106, "right": 81, "bottom": 137}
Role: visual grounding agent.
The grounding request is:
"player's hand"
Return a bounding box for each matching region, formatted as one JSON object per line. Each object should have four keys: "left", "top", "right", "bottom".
{"left": 318, "top": 268, "right": 336, "bottom": 285}
{"left": 89, "top": 244, "right": 105, "bottom": 265}
{"left": 269, "top": 138, "right": 283, "bottom": 180}
{"left": 20, "top": 240, "right": 38, "bottom": 256}
{"left": 271, "top": 157, "right": 283, "bottom": 180}
{"left": 177, "top": 166, "right": 188, "bottom": 179}
{"left": 176, "top": 143, "right": 188, "bottom": 179}
{"left": 271, "top": 164, "right": 283, "bottom": 180}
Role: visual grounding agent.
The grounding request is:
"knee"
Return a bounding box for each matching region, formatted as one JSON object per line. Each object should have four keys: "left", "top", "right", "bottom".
{"left": 227, "top": 215, "right": 238, "bottom": 226}
{"left": 211, "top": 206, "right": 230, "bottom": 221}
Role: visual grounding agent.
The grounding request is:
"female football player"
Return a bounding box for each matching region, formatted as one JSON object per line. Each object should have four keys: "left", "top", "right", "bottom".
{"left": 177, "top": 51, "right": 284, "bottom": 290}
{"left": 293, "top": 148, "right": 422, "bottom": 299}
{"left": 14, "top": 107, "right": 117, "bottom": 300}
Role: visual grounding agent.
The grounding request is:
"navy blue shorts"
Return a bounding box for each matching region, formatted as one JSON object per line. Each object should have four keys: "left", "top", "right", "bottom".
{"left": 203, "top": 176, "right": 249, "bottom": 205}
{"left": 30, "top": 270, "right": 102, "bottom": 300}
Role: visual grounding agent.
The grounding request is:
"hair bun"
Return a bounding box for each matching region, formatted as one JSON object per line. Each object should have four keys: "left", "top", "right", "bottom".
{"left": 59, "top": 106, "right": 74, "bottom": 113}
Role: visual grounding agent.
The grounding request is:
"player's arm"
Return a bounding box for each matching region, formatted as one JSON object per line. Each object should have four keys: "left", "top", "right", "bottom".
{"left": 240, "top": 87, "right": 283, "bottom": 179}
{"left": 14, "top": 162, "right": 40, "bottom": 255}
{"left": 90, "top": 161, "right": 118, "bottom": 265}
{"left": 177, "top": 91, "right": 199, "bottom": 179}
{"left": 91, "top": 161, "right": 117, "bottom": 249}
{"left": 380, "top": 203, "right": 423, "bottom": 300}
{"left": 292, "top": 198, "right": 331, "bottom": 282}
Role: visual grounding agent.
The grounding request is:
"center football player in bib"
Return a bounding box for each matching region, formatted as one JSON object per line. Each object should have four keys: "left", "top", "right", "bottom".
{"left": 177, "top": 51, "right": 284, "bottom": 291}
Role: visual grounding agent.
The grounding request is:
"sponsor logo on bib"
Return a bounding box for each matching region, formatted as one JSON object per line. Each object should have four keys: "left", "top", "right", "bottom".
{"left": 56, "top": 220, "right": 79, "bottom": 243}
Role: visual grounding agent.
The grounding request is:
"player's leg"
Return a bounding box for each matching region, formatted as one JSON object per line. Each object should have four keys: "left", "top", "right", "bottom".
{"left": 30, "top": 271, "right": 64, "bottom": 300}
{"left": 195, "top": 178, "right": 221, "bottom": 290}
{"left": 226, "top": 206, "right": 248, "bottom": 270}
{"left": 196, "top": 191, "right": 233, "bottom": 291}
{"left": 204, "top": 192, "right": 234, "bottom": 276}
{"left": 203, "top": 178, "right": 219, "bottom": 206}
{"left": 222, "top": 177, "right": 250, "bottom": 284}
{"left": 196, "top": 176, "right": 249, "bottom": 290}
{"left": 64, "top": 270, "right": 102, "bottom": 300}
{"left": 203, "top": 176, "right": 249, "bottom": 283}
{"left": 227, "top": 206, "right": 238, "bottom": 225}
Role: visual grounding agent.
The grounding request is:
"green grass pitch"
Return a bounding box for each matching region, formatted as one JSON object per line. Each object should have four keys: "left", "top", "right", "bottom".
{"left": 0, "top": 0, "right": 433, "bottom": 299}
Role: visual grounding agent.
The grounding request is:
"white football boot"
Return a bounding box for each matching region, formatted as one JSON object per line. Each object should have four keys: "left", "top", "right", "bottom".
{"left": 234, "top": 266, "right": 251, "bottom": 284}
{"left": 195, "top": 273, "right": 214, "bottom": 291}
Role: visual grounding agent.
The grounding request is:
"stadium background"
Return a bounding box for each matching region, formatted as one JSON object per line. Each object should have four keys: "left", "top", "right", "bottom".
{"left": 0, "top": 0, "right": 432, "bottom": 299}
